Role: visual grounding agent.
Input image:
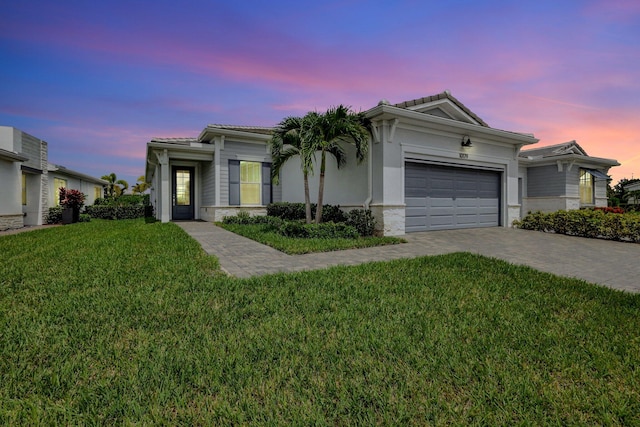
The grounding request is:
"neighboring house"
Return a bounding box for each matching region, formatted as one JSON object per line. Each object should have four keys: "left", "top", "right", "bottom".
{"left": 0, "top": 126, "right": 106, "bottom": 231}
{"left": 625, "top": 180, "right": 640, "bottom": 205}
{"left": 145, "top": 91, "right": 620, "bottom": 236}
{"left": 518, "top": 141, "right": 619, "bottom": 214}
{"left": 0, "top": 126, "right": 49, "bottom": 230}
{"left": 48, "top": 164, "right": 107, "bottom": 207}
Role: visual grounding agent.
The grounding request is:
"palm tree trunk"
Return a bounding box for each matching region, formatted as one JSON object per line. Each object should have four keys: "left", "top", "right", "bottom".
{"left": 315, "top": 150, "right": 326, "bottom": 224}
{"left": 303, "top": 172, "right": 312, "bottom": 224}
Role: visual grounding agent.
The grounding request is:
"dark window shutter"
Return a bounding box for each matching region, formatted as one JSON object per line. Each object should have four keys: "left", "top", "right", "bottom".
{"left": 229, "top": 159, "right": 240, "bottom": 205}
{"left": 262, "top": 162, "right": 272, "bottom": 205}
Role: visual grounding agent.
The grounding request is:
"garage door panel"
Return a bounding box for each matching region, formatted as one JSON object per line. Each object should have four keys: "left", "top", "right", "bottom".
{"left": 405, "top": 162, "right": 501, "bottom": 232}
{"left": 405, "top": 196, "right": 427, "bottom": 208}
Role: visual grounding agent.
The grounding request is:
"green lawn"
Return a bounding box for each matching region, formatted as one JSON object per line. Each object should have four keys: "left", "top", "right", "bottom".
{"left": 219, "top": 222, "right": 405, "bottom": 254}
{"left": 1, "top": 219, "right": 639, "bottom": 425}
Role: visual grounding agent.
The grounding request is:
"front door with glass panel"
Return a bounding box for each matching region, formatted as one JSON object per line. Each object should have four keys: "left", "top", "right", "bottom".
{"left": 172, "top": 167, "right": 194, "bottom": 220}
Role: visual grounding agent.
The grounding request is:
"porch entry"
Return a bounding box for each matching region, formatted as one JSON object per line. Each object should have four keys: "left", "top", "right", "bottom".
{"left": 172, "top": 167, "right": 194, "bottom": 220}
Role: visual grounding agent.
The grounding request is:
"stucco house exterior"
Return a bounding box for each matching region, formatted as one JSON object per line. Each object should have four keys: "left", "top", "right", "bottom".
{"left": 48, "top": 164, "right": 106, "bottom": 208}
{"left": 0, "top": 126, "right": 106, "bottom": 231}
{"left": 518, "top": 141, "right": 619, "bottom": 214}
{"left": 145, "top": 91, "right": 619, "bottom": 236}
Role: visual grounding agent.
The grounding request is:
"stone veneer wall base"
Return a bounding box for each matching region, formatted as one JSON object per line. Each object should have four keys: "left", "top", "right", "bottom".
{"left": 0, "top": 214, "right": 25, "bottom": 231}
{"left": 369, "top": 204, "right": 405, "bottom": 236}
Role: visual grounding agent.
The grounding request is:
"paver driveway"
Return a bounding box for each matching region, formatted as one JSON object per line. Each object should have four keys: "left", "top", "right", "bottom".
{"left": 178, "top": 222, "right": 640, "bottom": 293}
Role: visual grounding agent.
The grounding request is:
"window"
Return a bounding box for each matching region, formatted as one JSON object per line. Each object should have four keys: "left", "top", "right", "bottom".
{"left": 22, "top": 173, "right": 27, "bottom": 205}
{"left": 54, "top": 178, "right": 67, "bottom": 206}
{"left": 94, "top": 186, "right": 102, "bottom": 200}
{"left": 579, "top": 169, "right": 593, "bottom": 204}
{"left": 229, "top": 160, "right": 271, "bottom": 206}
{"left": 175, "top": 169, "right": 191, "bottom": 205}
{"left": 240, "top": 161, "right": 261, "bottom": 205}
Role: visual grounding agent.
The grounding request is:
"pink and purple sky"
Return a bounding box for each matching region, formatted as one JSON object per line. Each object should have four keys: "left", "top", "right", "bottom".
{"left": 2, "top": 0, "right": 639, "bottom": 187}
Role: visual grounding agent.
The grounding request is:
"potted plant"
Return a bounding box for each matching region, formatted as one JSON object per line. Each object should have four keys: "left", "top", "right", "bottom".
{"left": 59, "top": 187, "right": 86, "bottom": 224}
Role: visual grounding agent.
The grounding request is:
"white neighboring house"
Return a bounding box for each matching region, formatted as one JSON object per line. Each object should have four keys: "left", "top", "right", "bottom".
{"left": 48, "top": 164, "right": 107, "bottom": 208}
{"left": 145, "top": 91, "right": 620, "bottom": 236}
{"left": 0, "top": 126, "right": 106, "bottom": 231}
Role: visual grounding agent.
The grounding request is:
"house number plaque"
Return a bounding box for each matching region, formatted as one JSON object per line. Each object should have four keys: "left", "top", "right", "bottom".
{"left": 459, "top": 153, "right": 469, "bottom": 159}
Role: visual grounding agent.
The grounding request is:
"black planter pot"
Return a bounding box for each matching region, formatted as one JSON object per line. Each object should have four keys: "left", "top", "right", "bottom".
{"left": 62, "top": 207, "right": 80, "bottom": 224}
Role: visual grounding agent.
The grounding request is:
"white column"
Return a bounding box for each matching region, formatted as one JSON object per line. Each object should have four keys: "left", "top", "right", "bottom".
{"left": 214, "top": 135, "right": 223, "bottom": 206}
{"left": 158, "top": 149, "right": 170, "bottom": 222}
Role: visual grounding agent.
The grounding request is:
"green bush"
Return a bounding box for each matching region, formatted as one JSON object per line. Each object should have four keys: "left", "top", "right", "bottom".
{"left": 95, "top": 194, "right": 150, "bottom": 206}
{"left": 267, "top": 202, "right": 308, "bottom": 220}
{"left": 46, "top": 206, "right": 63, "bottom": 224}
{"left": 79, "top": 213, "right": 91, "bottom": 223}
{"left": 320, "top": 204, "right": 347, "bottom": 223}
{"left": 346, "top": 209, "right": 377, "bottom": 237}
{"left": 515, "top": 209, "right": 640, "bottom": 243}
{"left": 85, "top": 205, "right": 146, "bottom": 220}
{"left": 279, "top": 221, "right": 359, "bottom": 239}
{"left": 266, "top": 202, "right": 347, "bottom": 223}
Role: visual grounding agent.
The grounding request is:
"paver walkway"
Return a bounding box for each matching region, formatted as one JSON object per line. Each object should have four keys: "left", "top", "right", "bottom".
{"left": 177, "top": 221, "right": 640, "bottom": 293}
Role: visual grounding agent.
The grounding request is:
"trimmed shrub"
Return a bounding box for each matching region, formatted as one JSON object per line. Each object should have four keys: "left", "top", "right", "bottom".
{"left": 46, "top": 206, "right": 63, "bottom": 224}
{"left": 267, "top": 202, "right": 308, "bottom": 220}
{"left": 346, "top": 209, "right": 376, "bottom": 237}
{"left": 279, "top": 221, "right": 359, "bottom": 239}
{"left": 79, "top": 213, "right": 91, "bottom": 223}
{"left": 95, "top": 194, "right": 150, "bottom": 206}
{"left": 320, "top": 204, "right": 348, "bottom": 223}
{"left": 266, "top": 202, "right": 349, "bottom": 223}
{"left": 515, "top": 209, "right": 640, "bottom": 243}
{"left": 85, "top": 205, "right": 146, "bottom": 220}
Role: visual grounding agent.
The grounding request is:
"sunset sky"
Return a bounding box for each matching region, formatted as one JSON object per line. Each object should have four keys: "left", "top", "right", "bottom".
{"left": 2, "top": 0, "right": 639, "bottom": 187}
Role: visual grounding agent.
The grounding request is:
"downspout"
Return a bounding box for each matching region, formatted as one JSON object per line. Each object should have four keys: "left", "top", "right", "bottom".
{"left": 364, "top": 133, "right": 374, "bottom": 209}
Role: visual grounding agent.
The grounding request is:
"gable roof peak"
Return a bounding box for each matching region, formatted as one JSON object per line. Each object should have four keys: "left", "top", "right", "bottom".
{"left": 393, "top": 91, "right": 489, "bottom": 127}
{"left": 520, "top": 140, "right": 589, "bottom": 158}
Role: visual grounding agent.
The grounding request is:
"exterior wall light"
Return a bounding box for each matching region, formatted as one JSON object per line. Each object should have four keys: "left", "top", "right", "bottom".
{"left": 461, "top": 135, "right": 472, "bottom": 147}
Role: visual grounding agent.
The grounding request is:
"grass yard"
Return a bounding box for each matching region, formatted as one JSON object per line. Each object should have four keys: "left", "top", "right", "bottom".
{"left": 219, "top": 222, "right": 405, "bottom": 254}
{"left": 1, "top": 219, "right": 639, "bottom": 425}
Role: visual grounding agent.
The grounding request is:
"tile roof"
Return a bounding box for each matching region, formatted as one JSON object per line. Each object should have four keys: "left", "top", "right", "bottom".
{"left": 519, "top": 140, "right": 587, "bottom": 158}
{"left": 394, "top": 91, "right": 489, "bottom": 127}
{"left": 206, "top": 124, "right": 274, "bottom": 135}
{"left": 149, "top": 137, "right": 199, "bottom": 146}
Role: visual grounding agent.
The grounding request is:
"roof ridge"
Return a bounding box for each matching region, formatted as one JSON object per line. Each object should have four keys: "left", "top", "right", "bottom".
{"left": 207, "top": 124, "right": 274, "bottom": 130}
{"left": 393, "top": 91, "right": 489, "bottom": 127}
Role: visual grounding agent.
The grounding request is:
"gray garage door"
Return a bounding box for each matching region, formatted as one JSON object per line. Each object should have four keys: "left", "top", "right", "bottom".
{"left": 405, "top": 162, "right": 501, "bottom": 232}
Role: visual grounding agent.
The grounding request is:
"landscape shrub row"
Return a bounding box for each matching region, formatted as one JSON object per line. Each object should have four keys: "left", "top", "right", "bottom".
{"left": 266, "top": 202, "right": 347, "bottom": 223}
{"left": 85, "top": 205, "right": 152, "bottom": 220}
{"left": 94, "top": 194, "right": 150, "bottom": 206}
{"left": 514, "top": 209, "right": 640, "bottom": 242}
{"left": 222, "top": 213, "right": 360, "bottom": 239}
{"left": 223, "top": 203, "right": 377, "bottom": 238}
{"left": 279, "top": 221, "right": 359, "bottom": 239}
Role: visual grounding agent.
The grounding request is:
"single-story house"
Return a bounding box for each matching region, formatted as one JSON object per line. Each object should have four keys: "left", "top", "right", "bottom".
{"left": 48, "top": 164, "right": 106, "bottom": 208}
{"left": 145, "top": 91, "right": 619, "bottom": 236}
{"left": 518, "top": 141, "right": 619, "bottom": 214}
{"left": 625, "top": 180, "right": 640, "bottom": 205}
{"left": 0, "top": 126, "right": 106, "bottom": 230}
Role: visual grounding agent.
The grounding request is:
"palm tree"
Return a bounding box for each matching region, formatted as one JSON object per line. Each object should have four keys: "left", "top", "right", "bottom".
{"left": 116, "top": 179, "right": 129, "bottom": 196}
{"left": 132, "top": 175, "right": 150, "bottom": 195}
{"left": 270, "top": 116, "right": 315, "bottom": 223}
{"left": 305, "top": 105, "right": 370, "bottom": 223}
{"left": 101, "top": 172, "right": 129, "bottom": 198}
